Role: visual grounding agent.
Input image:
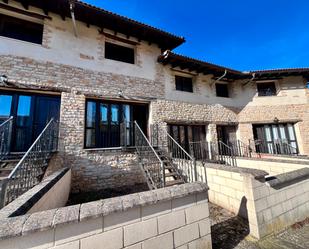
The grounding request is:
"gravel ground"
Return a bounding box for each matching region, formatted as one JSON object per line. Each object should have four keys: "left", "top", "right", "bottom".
{"left": 209, "top": 203, "right": 309, "bottom": 249}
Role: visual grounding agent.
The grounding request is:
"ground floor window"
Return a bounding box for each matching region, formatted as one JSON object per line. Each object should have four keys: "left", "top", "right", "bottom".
{"left": 253, "top": 123, "right": 298, "bottom": 154}
{"left": 168, "top": 124, "right": 206, "bottom": 154}
{"left": 85, "top": 100, "right": 148, "bottom": 149}
{"left": 0, "top": 91, "right": 60, "bottom": 152}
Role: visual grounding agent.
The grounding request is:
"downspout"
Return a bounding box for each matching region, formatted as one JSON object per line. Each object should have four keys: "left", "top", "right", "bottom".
{"left": 243, "top": 73, "right": 256, "bottom": 86}
{"left": 69, "top": 0, "right": 78, "bottom": 37}
{"left": 211, "top": 69, "right": 227, "bottom": 87}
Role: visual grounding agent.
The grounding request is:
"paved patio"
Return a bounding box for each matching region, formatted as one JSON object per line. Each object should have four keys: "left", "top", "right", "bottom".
{"left": 209, "top": 203, "right": 309, "bottom": 249}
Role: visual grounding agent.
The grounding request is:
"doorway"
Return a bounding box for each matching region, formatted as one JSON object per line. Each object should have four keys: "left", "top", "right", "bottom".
{"left": 0, "top": 92, "right": 61, "bottom": 152}
{"left": 217, "top": 125, "right": 237, "bottom": 144}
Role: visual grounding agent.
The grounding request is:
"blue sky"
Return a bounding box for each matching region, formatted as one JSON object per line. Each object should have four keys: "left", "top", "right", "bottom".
{"left": 84, "top": 0, "right": 309, "bottom": 71}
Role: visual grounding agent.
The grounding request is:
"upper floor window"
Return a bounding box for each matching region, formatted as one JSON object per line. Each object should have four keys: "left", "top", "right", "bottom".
{"left": 105, "top": 42, "right": 135, "bottom": 64}
{"left": 216, "top": 83, "right": 229, "bottom": 98}
{"left": 0, "top": 13, "right": 43, "bottom": 44}
{"left": 257, "top": 82, "right": 277, "bottom": 96}
{"left": 175, "top": 76, "right": 193, "bottom": 92}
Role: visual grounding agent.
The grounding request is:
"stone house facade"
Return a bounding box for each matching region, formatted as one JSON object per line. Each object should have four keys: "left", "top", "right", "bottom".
{"left": 0, "top": 0, "right": 308, "bottom": 192}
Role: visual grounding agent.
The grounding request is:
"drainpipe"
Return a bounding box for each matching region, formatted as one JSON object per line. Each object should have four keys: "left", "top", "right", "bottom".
{"left": 69, "top": 0, "right": 78, "bottom": 37}
{"left": 243, "top": 73, "right": 256, "bottom": 86}
{"left": 211, "top": 69, "right": 227, "bottom": 87}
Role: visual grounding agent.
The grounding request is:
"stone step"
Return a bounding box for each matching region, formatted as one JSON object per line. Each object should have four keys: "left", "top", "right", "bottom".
{"left": 165, "top": 179, "right": 184, "bottom": 187}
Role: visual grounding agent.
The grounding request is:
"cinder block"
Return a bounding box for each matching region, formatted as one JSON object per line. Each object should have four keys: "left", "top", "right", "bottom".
{"left": 0, "top": 230, "right": 54, "bottom": 249}
{"left": 53, "top": 241, "right": 80, "bottom": 249}
{"left": 174, "top": 223, "right": 200, "bottom": 247}
{"left": 124, "top": 218, "right": 157, "bottom": 246}
{"left": 188, "top": 235, "right": 212, "bottom": 249}
{"left": 196, "top": 192, "right": 208, "bottom": 204}
{"left": 217, "top": 170, "right": 231, "bottom": 179}
{"left": 81, "top": 228, "right": 122, "bottom": 249}
{"left": 104, "top": 207, "right": 141, "bottom": 231}
{"left": 142, "top": 200, "right": 171, "bottom": 220}
{"left": 198, "top": 218, "right": 211, "bottom": 237}
{"left": 220, "top": 185, "right": 236, "bottom": 198}
{"left": 185, "top": 203, "right": 209, "bottom": 224}
{"left": 142, "top": 232, "right": 173, "bottom": 249}
{"left": 172, "top": 195, "right": 196, "bottom": 211}
{"left": 55, "top": 218, "right": 102, "bottom": 245}
{"left": 158, "top": 210, "right": 186, "bottom": 234}
{"left": 124, "top": 243, "right": 142, "bottom": 249}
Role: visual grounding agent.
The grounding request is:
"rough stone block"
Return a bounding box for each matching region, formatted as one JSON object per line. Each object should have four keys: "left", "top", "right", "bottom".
{"left": 124, "top": 218, "right": 157, "bottom": 246}
{"left": 158, "top": 209, "right": 186, "bottom": 234}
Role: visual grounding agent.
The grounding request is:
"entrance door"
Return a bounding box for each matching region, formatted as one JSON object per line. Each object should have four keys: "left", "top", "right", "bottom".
{"left": 217, "top": 125, "right": 237, "bottom": 144}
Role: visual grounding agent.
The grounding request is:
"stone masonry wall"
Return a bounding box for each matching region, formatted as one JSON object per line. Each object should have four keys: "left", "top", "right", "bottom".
{"left": 238, "top": 104, "right": 309, "bottom": 155}
{"left": 0, "top": 55, "right": 167, "bottom": 191}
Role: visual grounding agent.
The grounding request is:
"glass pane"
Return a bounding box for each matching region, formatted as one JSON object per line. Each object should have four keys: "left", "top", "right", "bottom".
{"left": 279, "top": 125, "right": 286, "bottom": 140}
{"left": 0, "top": 95, "right": 12, "bottom": 119}
{"left": 272, "top": 125, "right": 279, "bottom": 140}
{"left": 111, "top": 104, "right": 119, "bottom": 124}
{"left": 100, "top": 103, "right": 108, "bottom": 124}
{"left": 287, "top": 124, "right": 296, "bottom": 140}
{"left": 17, "top": 95, "right": 31, "bottom": 127}
{"left": 86, "top": 102, "right": 96, "bottom": 128}
{"left": 86, "top": 129, "right": 96, "bottom": 147}
{"left": 265, "top": 126, "right": 272, "bottom": 142}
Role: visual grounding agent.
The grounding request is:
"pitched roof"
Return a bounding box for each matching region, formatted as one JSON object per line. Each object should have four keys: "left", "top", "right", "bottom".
{"left": 12, "top": 0, "right": 185, "bottom": 50}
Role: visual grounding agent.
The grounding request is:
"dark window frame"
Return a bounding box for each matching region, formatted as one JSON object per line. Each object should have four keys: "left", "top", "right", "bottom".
{"left": 215, "top": 83, "right": 229, "bottom": 98}
{"left": 84, "top": 99, "right": 148, "bottom": 149}
{"left": 256, "top": 82, "right": 277, "bottom": 97}
{"left": 175, "top": 75, "right": 193, "bottom": 93}
{"left": 104, "top": 41, "right": 135, "bottom": 64}
{"left": 0, "top": 13, "right": 43, "bottom": 44}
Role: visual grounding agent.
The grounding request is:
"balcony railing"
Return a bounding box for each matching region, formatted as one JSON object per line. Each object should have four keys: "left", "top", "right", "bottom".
{"left": 250, "top": 139, "right": 298, "bottom": 156}
{"left": 0, "top": 118, "right": 59, "bottom": 208}
{"left": 0, "top": 117, "right": 13, "bottom": 160}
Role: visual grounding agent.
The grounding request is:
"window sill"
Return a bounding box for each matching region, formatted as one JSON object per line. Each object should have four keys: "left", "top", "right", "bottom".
{"left": 0, "top": 35, "right": 43, "bottom": 47}
{"left": 83, "top": 147, "right": 122, "bottom": 152}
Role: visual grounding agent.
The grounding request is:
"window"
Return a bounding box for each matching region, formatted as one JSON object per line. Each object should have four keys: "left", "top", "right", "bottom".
{"left": 105, "top": 42, "right": 135, "bottom": 64}
{"left": 0, "top": 13, "right": 43, "bottom": 44}
{"left": 175, "top": 76, "right": 193, "bottom": 92}
{"left": 216, "top": 83, "right": 229, "bottom": 98}
{"left": 85, "top": 100, "right": 148, "bottom": 149}
{"left": 257, "top": 82, "right": 277, "bottom": 96}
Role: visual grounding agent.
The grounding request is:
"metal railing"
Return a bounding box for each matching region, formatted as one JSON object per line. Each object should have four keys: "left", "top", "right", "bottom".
{"left": 229, "top": 140, "right": 252, "bottom": 158}
{"left": 151, "top": 124, "right": 205, "bottom": 183}
{"left": 250, "top": 139, "right": 299, "bottom": 156}
{"left": 0, "top": 118, "right": 59, "bottom": 208}
{"left": 0, "top": 116, "right": 13, "bottom": 160}
{"left": 218, "top": 141, "right": 237, "bottom": 166}
{"left": 134, "top": 121, "right": 164, "bottom": 189}
{"left": 120, "top": 121, "right": 135, "bottom": 148}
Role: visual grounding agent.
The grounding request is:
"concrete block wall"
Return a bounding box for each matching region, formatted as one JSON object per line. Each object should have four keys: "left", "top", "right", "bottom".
{"left": 0, "top": 168, "right": 71, "bottom": 219}
{"left": 0, "top": 182, "right": 212, "bottom": 249}
{"left": 244, "top": 169, "right": 309, "bottom": 238}
{"left": 236, "top": 157, "right": 309, "bottom": 176}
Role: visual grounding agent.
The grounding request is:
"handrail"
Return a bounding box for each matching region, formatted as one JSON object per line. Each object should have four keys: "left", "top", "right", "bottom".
{"left": 166, "top": 132, "right": 194, "bottom": 160}
{"left": 134, "top": 121, "right": 164, "bottom": 189}
{"left": 0, "top": 116, "right": 13, "bottom": 128}
{"left": 8, "top": 118, "right": 55, "bottom": 178}
{"left": 134, "top": 121, "right": 162, "bottom": 162}
{"left": 0, "top": 118, "right": 58, "bottom": 208}
{"left": 0, "top": 116, "right": 13, "bottom": 160}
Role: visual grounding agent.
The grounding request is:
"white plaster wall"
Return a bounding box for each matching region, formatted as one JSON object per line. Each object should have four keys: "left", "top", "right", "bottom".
{"left": 164, "top": 66, "right": 308, "bottom": 107}
{"left": 0, "top": 0, "right": 162, "bottom": 81}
